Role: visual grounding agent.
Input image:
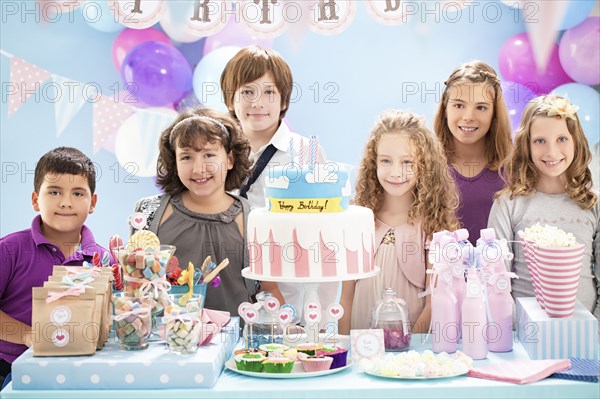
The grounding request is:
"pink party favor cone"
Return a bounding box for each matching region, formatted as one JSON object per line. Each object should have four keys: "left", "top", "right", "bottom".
{"left": 534, "top": 244, "right": 584, "bottom": 318}
{"left": 521, "top": 239, "right": 545, "bottom": 309}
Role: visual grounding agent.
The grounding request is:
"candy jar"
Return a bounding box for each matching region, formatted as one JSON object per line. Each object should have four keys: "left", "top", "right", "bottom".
{"left": 242, "top": 291, "right": 284, "bottom": 350}
{"left": 371, "top": 288, "right": 411, "bottom": 351}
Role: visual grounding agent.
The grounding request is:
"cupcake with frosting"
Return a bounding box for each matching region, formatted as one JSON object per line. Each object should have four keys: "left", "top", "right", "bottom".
{"left": 262, "top": 357, "right": 294, "bottom": 373}
{"left": 234, "top": 352, "right": 266, "bottom": 372}
{"left": 301, "top": 355, "right": 334, "bottom": 372}
{"left": 316, "top": 347, "right": 348, "bottom": 369}
{"left": 296, "top": 342, "right": 323, "bottom": 356}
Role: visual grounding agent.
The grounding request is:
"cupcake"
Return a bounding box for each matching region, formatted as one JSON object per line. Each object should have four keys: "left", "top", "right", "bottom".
{"left": 262, "top": 357, "right": 294, "bottom": 373}
{"left": 234, "top": 348, "right": 265, "bottom": 356}
{"left": 234, "top": 353, "right": 266, "bottom": 372}
{"left": 296, "top": 342, "right": 322, "bottom": 356}
{"left": 316, "top": 347, "right": 348, "bottom": 369}
{"left": 301, "top": 355, "right": 334, "bottom": 372}
{"left": 259, "top": 343, "right": 288, "bottom": 354}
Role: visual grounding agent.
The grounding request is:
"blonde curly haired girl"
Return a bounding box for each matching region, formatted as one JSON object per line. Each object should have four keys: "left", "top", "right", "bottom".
{"left": 339, "top": 110, "right": 460, "bottom": 334}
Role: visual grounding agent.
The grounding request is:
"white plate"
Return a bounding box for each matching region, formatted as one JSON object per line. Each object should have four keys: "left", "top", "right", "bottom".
{"left": 225, "top": 358, "right": 352, "bottom": 379}
{"left": 364, "top": 369, "right": 468, "bottom": 380}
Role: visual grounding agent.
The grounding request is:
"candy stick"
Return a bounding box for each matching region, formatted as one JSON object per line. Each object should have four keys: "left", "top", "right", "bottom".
{"left": 305, "top": 309, "right": 321, "bottom": 343}
{"left": 238, "top": 302, "right": 253, "bottom": 350}
{"left": 200, "top": 256, "right": 211, "bottom": 275}
{"left": 202, "top": 258, "right": 229, "bottom": 284}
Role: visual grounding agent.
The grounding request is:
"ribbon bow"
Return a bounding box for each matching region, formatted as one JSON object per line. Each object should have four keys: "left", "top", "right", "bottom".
{"left": 46, "top": 286, "right": 86, "bottom": 304}
{"left": 372, "top": 297, "right": 410, "bottom": 337}
{"left": 113, "top": 306, "right": 151, "bottom": 322}
{"left": 60, "top": 274, "right": 95, "bottom": 288}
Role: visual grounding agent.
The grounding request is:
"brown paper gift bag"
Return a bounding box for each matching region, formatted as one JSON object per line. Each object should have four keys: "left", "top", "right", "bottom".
{"left": 44, "top": 278, "right": 109, "bottom": 349}
{"left": 32, "top": 287, "right": 98, "bottom": 356}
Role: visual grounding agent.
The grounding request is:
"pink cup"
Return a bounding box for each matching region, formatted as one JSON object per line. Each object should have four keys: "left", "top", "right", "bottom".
{"left": 534, "top": 244, "right": 584, "bottom": 318}
{"left": 521, "top": 240, "right": 545, "bottom": 308}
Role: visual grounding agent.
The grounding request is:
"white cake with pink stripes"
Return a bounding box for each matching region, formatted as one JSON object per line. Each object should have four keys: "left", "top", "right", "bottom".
{"left": 246, "top": 164, "right": 376, "bottom": 281}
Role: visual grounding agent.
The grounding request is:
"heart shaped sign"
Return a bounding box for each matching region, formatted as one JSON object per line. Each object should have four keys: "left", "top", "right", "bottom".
{"left": 265, "top": 297, "right": 280, "bottom": 313}
{"left": 244, "top": 310, "right": 258, "bottom": 323}
{"left": 327, "top": 303, "right": 344, "bottom": 320}
{"left": 304, "top": 301, "right": 321, "bottom": 315}
{"left": 129, "top": 212, "right": 147, "bottom": 230}
{"left": 305, "top": 309, "right": 321, "bottom": 325}
{"left": 238, "top": 302, "right": 252, "bottom": 319}
{"left": 277, "top": 310, "right": 291, "bottom": 324}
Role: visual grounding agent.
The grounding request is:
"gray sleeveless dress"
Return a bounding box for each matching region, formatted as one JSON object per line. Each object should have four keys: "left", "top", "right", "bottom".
{"left": 134, "top": 193, "right": 255, "bottom": 317}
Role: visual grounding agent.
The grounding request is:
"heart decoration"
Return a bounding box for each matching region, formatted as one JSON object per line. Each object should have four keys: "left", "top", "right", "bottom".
{"left": 305, "top": 309, "right": 321, "bottom": 325}
{"left": 327, "top": 303, "right": 344, "bottom": 320}
{"left": 56, "top": 334, "right": 65, "bottom": 341}
{"left": 265, "top": 298, "right": 280, "bottom": 313}
{"left": 245, "top": 310, "right": 258, "bottom": 323}
{"left": 277, "top": 309, "right": 291, "bottom": 324}
{"left": 304, "top": 301, "right": 321, "bottom": 315}
{"left": 238, "top": 302, "right": 253, "bottom": 319}
{"left": 129, "top": 212, "right": 147, "bottom": 230}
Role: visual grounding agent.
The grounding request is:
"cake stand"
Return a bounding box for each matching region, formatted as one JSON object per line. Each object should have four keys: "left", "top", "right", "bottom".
{"left": 242, "top": 267, "right": 380, "bottom": 341}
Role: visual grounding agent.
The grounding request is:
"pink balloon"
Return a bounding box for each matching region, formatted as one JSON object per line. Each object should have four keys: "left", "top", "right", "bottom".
{"left": 112, "top": 28, "right": 172, "bottom": 72}
{"left": 203, "top": 19, "right": 273, "bottom": 56}
{"left": 499, "top": 32, "right": 573, "bottom": 95}
{"left": 559, "top": 17, "right": 600, "bottom": 85}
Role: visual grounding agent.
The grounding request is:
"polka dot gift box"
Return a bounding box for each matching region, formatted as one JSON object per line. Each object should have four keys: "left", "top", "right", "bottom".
{"left": 11, "top": 319, "right": 239, "bottom": 390}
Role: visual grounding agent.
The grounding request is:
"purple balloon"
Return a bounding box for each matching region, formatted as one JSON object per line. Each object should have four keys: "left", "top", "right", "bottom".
{"left": 501, "top": 81, "right": 538, "bottom": 138}
{"left": 559, "top": 17, "right": 600, "bottom": 85}
{"left": 499, "top": 32, "right": 573, "bottom": 95}
{"left": 121, "top": 42, "right": 192, "bottom": 107}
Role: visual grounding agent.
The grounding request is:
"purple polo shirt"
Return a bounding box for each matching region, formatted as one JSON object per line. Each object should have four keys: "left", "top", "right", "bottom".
{"left": 0, "top": 215, "right": 111, "bottom": 363}
{"left": 450, "top": 166, "right": 505, "bottom": 245}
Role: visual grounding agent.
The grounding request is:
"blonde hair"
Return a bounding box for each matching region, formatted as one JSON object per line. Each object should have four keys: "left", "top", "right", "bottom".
{"left": 354, "top": 110, "right": 461, "bottom": 239}
{"left": 498, "top": 95, "right": 597, "bottom": 209}
{"left": 434, "top": 60, "right": 512, "bottom": 170}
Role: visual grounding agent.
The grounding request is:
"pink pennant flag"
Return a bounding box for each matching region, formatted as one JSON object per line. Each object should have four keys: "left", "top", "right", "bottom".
{"left": 8, "top": 56, "right": 51, "bottom": 117}
{"left": 92, "top": 94, "right": 134, "bottom": 154}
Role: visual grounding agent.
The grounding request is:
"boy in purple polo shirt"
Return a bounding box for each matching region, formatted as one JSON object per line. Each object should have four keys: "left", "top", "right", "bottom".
{"left": 0, "top": 147, "right": 110, "bottom": 388}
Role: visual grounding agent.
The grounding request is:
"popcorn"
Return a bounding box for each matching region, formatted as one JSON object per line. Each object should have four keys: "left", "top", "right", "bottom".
{"left": 519, "top": 223, "right": 579, "bottom": 248}
{"left": 360, "top": 350, "right": 472, "bottom": 378}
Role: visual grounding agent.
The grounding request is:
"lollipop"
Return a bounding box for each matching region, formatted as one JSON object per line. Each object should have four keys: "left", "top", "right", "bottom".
{"left": 264, "top": 297, "right": 280, "bottom": 343}
{"left": 238, "top": 302, "right": 257, "bottom": 351}
{"left": 129, "top": 230, "right": 160, "bottom": 251}
{"left": 327, "top": 303, "right": 345, "bottom": 345}
{"left": 305, "top": 309, "right": 321, "bottom": 343}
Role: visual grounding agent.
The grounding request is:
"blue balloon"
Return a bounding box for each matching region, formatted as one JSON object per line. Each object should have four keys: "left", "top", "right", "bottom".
{"left": 81, "top": 0, "right": 124, "bottom": 33}
{"left": 560, "top": 0, "right": 596, "bottom": 30}
{"left": 552, "top": 83, "right": 600, "bottom": 146}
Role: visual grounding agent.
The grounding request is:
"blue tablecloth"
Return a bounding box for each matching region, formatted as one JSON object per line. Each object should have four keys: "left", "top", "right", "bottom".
{"left": 1, "top": 334, "right": 598, "bottom": 399}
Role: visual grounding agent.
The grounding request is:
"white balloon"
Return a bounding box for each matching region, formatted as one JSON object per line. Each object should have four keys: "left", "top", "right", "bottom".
{"left": 192, "top": 46, "right": 242, "bottom": 112}
{"left": 115, "top": 108, "right": 177, "bottom": 177}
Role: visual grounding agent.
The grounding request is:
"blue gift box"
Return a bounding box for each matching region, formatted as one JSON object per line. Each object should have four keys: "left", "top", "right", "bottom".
{"left": 11, "top": 318, "right": 239, "bottom": 390}
{"left": 516, "top": 298, "right": 598, "bottom": 360}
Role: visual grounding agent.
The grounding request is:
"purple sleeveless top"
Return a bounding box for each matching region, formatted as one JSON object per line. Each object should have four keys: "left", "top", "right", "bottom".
{"left": 450, "top": 166, "right": 505, "bottom": 245}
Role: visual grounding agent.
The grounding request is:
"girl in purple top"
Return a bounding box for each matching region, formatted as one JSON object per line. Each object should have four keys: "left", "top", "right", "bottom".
{"left": 0, "top": 147, "right": 110, "bottom": 388}
{"left": 434, "top": 61, "right": 512, "bottom": 244}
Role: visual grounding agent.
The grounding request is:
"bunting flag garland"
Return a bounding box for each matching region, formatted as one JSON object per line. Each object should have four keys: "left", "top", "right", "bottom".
{"left": 7, "top": 56, "right": 51, "bottom": 117}
{"left": 93, "top": 94, "right": 135, "bottom": 154}
{"left": 51, "top": 75, "right": 87, "bottom": 137}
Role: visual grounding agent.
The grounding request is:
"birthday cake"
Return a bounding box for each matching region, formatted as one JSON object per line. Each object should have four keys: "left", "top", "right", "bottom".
{"left": 247, "top": 162, "right": 376, "bottom": 281}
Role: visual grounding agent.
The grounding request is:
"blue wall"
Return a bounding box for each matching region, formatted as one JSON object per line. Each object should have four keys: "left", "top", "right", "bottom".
{"left": 0, "top": 1, "right": 596, "bottom": 245}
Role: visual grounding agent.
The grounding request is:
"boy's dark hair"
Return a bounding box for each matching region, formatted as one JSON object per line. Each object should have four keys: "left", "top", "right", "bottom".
{"left": 220, "top": 45, "right": 293, "bottom": 121}
{"left": 34, "top": 147, "right": 96, "bottom": 194}
{"left": 156, "top": 108, "right": 253, "bottom": 195}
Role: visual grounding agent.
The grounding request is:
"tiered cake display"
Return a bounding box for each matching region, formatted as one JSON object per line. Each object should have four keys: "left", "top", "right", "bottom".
{"left": 244, "top": 162, "right": 378, "bottom": 283}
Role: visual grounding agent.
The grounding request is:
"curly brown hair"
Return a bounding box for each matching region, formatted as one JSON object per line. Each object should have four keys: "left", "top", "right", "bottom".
{"left": 354, "top": 110, "right": 461, "bottom": 239}
{"left": 434, "top": 60, "right": 512, "bottom": 171}
{"left": 156, "top": 108, "right": 252, "bottom": 195}
{"left": 220, "top": 45, "right": 293, "bottom": 121}
{"left": 498, "top": 95, "right": 597, "bottom": 209}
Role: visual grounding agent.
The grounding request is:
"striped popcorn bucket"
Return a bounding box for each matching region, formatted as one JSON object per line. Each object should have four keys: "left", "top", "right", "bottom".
{"left": 521, "top": 239, "right": 545, "bottom": 309}
{"left": 535, "top": 244, "right": 584, "bottom": 318}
